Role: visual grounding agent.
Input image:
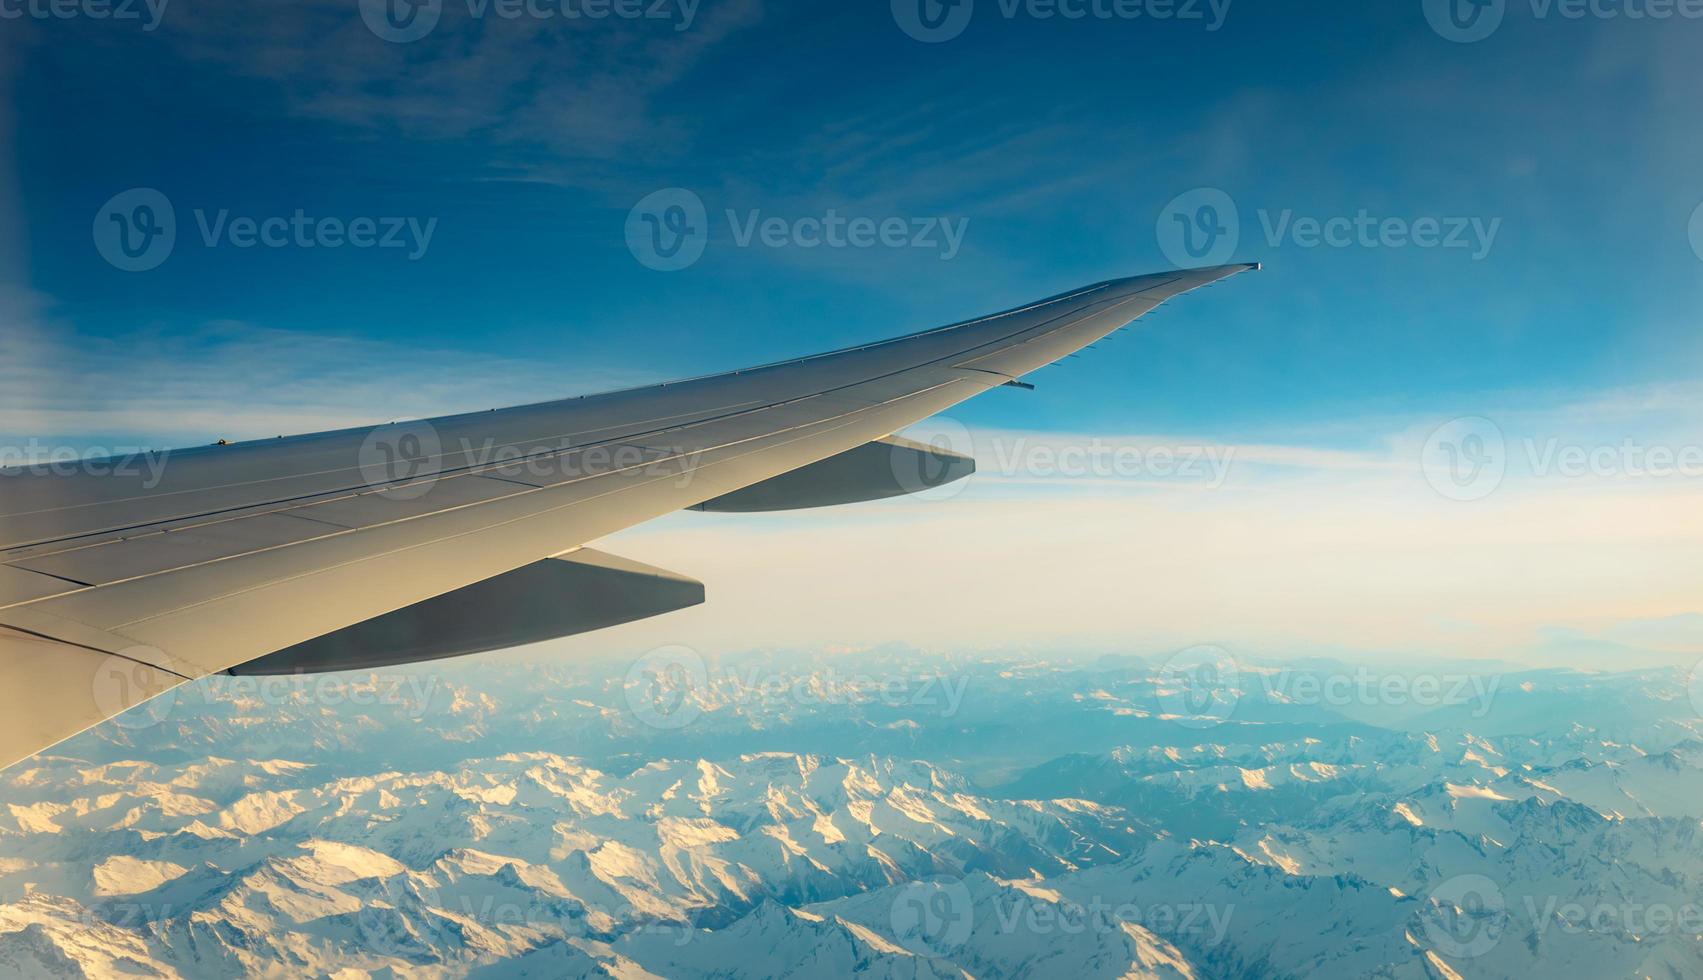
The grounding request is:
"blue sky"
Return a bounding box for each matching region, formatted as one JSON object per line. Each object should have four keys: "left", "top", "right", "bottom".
{"left": 4, "top": 0, "right": 1703, "bottom": 663}
{"left": 9, "top": 0, "right": 1701, "bottom": 441}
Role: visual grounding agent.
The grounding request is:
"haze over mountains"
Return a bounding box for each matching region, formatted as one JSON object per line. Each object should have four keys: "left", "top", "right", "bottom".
{"left": 1, "top": 646, "right": 1701, "bottom": 978}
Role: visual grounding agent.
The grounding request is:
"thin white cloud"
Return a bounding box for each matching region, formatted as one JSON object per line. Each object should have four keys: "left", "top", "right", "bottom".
{"left": 0, "top": 317, "right": 654, "bottom": 449}
{"left": 568, "top": 392, "right": 1703, "bottom": 666}
{"left": 159, "top": 0, "right": 763, "bottom": 167}
{"left": 582, "top": 472, "right": 1703, "bottom": 668}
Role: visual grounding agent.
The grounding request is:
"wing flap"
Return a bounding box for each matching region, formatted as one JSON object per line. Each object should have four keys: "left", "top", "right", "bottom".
{"left": 9, "top": 511, "right": 338, "bottom": 586}
{"left": 691, "top": 435, "right": 975, "bottom": 512}
{"left": 229, "top": 548, "right": 703, "bottom": 675}
{"left": 0, "top": 565, "right": 81, "bottom": 606}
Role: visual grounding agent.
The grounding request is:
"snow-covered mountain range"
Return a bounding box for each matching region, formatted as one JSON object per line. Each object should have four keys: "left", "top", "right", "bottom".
{"left": 0, "top": 648, "right": 1699, "bottom": 978}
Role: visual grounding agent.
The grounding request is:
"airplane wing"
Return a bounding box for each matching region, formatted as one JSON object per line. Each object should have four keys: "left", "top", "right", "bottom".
{"left": 0, "top": 263, "right": 1256, "bottom": 768}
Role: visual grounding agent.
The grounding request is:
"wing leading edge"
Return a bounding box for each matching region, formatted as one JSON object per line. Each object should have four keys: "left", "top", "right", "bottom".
{"left": 0, "top": 263, "right": 1257, "bottom": 767}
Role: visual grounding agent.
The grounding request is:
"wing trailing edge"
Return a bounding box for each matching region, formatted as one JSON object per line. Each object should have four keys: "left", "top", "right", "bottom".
{"left": 228, "top": 548, "right": 704, "bottom": 676}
